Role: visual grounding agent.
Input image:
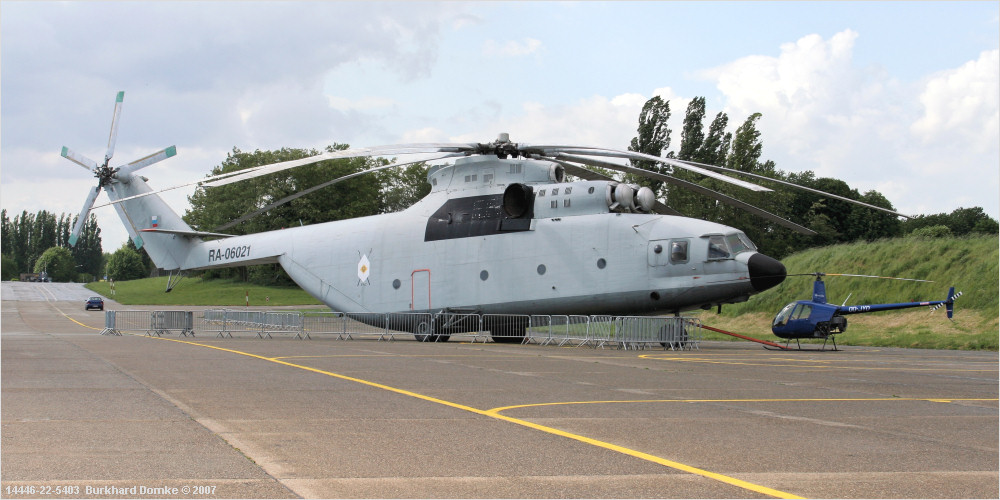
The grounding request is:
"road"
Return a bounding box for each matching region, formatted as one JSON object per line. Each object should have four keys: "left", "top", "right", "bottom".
{"left": 2, "top": 281, "right": 997, "bottom": 498}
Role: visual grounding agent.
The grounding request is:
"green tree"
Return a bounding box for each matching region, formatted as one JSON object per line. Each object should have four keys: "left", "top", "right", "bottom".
{"left": 106, "top": 244, "right": 147, "bottom": 281}
{"left": 1, "top": 254, "right": 17, "bottom": 281}
{"left": 627, "top": 96, "right": 672, "bottom": 195}
{"left": 34, "top": 246, "right": 76, "bottom": 282}
{"left": 378, "top": 163, "right": 432, "bottom": 213}
{"left": 846, "top": 190, "right": 902, "bottom": 241}
{"left": 184, "top": 144, "right": 405, "bottom": 284}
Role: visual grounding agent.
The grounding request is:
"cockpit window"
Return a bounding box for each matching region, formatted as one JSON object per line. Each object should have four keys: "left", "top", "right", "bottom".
{"left": 773, "top": 303, "right": 796, "bottom": 327}
{"left": 707, "top": 235, "right": 730, "bottom": 260}
{"left": 726, "top": 232, "right": 756, "bottom": 255}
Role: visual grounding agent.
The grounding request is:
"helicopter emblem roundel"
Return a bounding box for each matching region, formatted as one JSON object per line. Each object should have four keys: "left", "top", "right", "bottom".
{"left": 357, "top": 253, "right": 371, "bottom": 285}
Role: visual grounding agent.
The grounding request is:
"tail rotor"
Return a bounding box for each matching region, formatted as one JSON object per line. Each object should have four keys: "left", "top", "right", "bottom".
{"left": 930, "top": 287, "right": 963, "bottom": 319}
{"left": 61, "top": 91, "right": 177, "bottom": 246}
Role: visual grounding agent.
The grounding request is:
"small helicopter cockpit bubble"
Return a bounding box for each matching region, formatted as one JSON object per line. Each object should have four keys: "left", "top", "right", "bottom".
{"left": 773, "top": 303, "right": 796, "bottom": 327}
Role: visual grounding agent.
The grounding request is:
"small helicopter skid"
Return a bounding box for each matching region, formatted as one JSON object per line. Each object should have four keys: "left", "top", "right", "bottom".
{"left": 765, "top": 334, "right": 840, "bottom": 352}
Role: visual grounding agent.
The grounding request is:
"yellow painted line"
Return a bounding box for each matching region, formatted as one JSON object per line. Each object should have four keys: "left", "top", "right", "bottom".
{"left": 488, "top": 397, "right": 1000, "bottom": 414}
{"left": 136, "top": 334, "right": 803, "bottom": 499}
{"left": 39, "top": 288, "right": 103, "bottom": 331}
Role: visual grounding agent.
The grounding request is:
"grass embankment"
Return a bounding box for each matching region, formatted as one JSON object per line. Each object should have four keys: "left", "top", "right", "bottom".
{"left": 86, "top": 276, "right": 323, "bottom": 307}
{"left": 697, "top": 235, "right": 998, "bottom": 350}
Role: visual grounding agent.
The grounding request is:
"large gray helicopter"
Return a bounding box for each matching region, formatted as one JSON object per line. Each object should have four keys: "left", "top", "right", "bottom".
{"left": 64, "top": 92, "right": 909, "bottom": 342}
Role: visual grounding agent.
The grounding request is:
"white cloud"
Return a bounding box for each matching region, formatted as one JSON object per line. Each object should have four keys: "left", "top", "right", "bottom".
{"left": 482, "top": 38, "right": 543, "bottom": 58}
{"left": 911, "top": 49, "right": 999, "bottom": 152}
{"left": 700, "top": 30, "right": 998, "bottom": 218}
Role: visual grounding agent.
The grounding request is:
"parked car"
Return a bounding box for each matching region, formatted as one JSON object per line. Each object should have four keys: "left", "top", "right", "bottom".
{"left": 85, "top": 297, "right": 104, "bottom": 311}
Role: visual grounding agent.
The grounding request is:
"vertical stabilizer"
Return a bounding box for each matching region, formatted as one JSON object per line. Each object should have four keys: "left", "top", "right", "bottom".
{"left": 104, "top": 173, "right": 198, "bottom": 271}
{"left": 812, "top": 277, "right": 828, "bottom": 304}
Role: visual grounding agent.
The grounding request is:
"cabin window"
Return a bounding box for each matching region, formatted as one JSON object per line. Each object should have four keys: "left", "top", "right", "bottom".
{"left": 564, "top": 187, "right": 572, "bottom": 194}
{"left": 483, "top": 173, "right": 494, "bottom": 184}
{"left": 707, "top": 235, "right": 731, "bottom": 260}
{"left": 550, "top": 200, "right": 558, "bottom": 209}
{"left": 464, "top": 174, "right": 478, "bottom": 183}
{"left": 669, "top": 240, "right": 689, "bottom": 264}
{"left": 563, "top": 199, "right": 571, "bottom": 207}
{"left": 551, "top": 188, "right": 560, "bottom": 195}
{"left": 793, "top": 304, "right": 812, "bottom": 321}
{"left": 538, "top": 189, "right": 546, "bottom": 197}
{"left": 509, "top": 164, "right": 522, "bottom": 174}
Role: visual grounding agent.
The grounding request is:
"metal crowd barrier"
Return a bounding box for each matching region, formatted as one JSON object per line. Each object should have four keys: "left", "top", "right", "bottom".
{"left": 101, "top": 310, "right": 194, "bottom": 337}
{"left": 102, "top": 309, "right": 701, "bottom": 349}
{"left": 203, "top": 309, "right": 305, "bottom": 338}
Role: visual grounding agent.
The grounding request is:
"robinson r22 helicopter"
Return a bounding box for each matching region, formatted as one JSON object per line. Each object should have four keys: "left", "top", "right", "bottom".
{"left": 770, "top": 273, "right": 963, "bottom": 350}
{"left": 63, "top": 92, "right": 913, "bottom": 342}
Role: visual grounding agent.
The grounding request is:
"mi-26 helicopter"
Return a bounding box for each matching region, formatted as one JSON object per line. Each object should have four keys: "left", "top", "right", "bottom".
{"left": 770, "top": 273, "right": 963, "bottom": 350}
{"left": 63, "top": 91, "right": 911, "bottom": 342}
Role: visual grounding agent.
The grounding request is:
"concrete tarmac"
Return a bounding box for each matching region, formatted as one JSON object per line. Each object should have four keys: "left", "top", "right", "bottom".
{"left": 2, "top": 282, "right": 997, "bottom": 498}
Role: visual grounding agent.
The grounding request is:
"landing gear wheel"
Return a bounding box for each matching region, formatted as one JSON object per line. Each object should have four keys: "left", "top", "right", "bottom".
{"left": 414, "top": 320, "right": 433, "bottom": 342}
{"left": 658, "top": 322, "right": 688, "bottom": 350}
{"left": 413, "top": 320, "right": 450, "bottom": 343}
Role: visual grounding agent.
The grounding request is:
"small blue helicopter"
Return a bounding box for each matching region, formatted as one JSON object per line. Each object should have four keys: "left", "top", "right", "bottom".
{"left": 770, "top": 273, "right": 962, "bottom": 350}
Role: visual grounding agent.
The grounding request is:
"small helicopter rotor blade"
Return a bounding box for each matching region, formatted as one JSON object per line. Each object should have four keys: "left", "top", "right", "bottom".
{"left": 214, "top": 152, "right": 465, "bottom": 231}
{"left": 61, "top": 146, "right": 100, "bottom": 172}
{"left": 675, "top": 158, "right": 915, "bottom": 219}
{"left": 202, "top": 143, "right": 477, "bottom": 188}
{"left": 105, "top": 91, "right": 125, "bottom": 164}
{"left": 825, "top": 273, "right": 933, "bottom": 283}
{"left": 68, "top": 185, "right": 102, "bottom": 247}
{"left": 522, "top": 146, "right": 771, "bottom": 192}
{"left": 115, "top": 145, "right": 177, "bottom": 178}
{"left": 538, "top": 153, "right": 814, "bottom": 234}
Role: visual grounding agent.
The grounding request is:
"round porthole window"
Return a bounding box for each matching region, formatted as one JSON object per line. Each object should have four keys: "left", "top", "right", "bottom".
{"left": 392, "top": 279, "right": 401, "bottom": 289}
{"left": 480, "top": 270, "right": 489, "bottom": 281}
{"left": 597, "top": 258, "right": 607, "bottom": 269}
{"left": 537, "top": 264, "right": 546, "bottom": 275}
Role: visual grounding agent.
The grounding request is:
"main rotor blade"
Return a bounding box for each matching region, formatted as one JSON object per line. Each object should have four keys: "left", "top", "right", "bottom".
{"left": 91, "top": 167, "right": 251, "bottom": 209}
{"left": 61, "top": 146, "right": 99, "bottom": 171}
{"left": 522, "top": 145, "right": 771, "bottom": 192}
{"left": 202, "top": 143, "right": 477, "bottom": 188}
{"left": 676, "top": 159, "right": 914, "bottom": 219}
{"left": 539, "top": 153, "right": 816, "bottom": 235}
{"left": 115, "top": 145, "right": 177, "bottom": 178}
{"left": 214, "top": 153, "right": 464, "bottom": 231}
{"left": 105, "top": 91, "right": 125, "bottom": 163}
{"left": 68, "top": 185, "right": 102, "bottom": 246}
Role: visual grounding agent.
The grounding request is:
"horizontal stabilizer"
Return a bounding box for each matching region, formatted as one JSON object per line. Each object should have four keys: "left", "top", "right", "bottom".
{"left": 140, "top": 228, "right": 234, "bottom": 239}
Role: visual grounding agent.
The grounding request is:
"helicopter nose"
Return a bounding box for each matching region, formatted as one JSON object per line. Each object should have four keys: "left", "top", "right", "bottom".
{"left": 748, "top": 253, "right": 786, "bottom": 292}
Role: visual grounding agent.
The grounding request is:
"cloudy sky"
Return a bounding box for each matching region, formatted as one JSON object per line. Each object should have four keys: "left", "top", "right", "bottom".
{"left": 2, "top": 1, "right": 997, "bottom": 252}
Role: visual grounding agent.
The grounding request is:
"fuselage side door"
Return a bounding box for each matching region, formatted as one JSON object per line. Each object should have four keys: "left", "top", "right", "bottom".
{"left": 411, "top": 269, "right": 431, "bottom": 311}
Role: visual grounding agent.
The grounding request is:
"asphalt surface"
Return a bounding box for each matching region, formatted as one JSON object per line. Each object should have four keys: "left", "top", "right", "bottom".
{"left": 2, "top": 281, "right": 997, "bottom": 499}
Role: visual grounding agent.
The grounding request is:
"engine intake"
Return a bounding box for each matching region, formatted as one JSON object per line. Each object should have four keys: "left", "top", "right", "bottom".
{"left": 503, "top": 183, "right": 533, "bottom": 218}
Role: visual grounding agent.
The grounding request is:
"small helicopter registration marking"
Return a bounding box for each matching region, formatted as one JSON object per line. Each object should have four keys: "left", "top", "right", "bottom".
{"left": 847, "top": 305, "right": 872, "bottom": 313}
{"left": 208, "top": 245, "right": 251, "bottom": 262}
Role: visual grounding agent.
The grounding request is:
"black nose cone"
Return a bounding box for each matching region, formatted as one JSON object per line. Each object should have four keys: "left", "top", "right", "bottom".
{"left": 748, "top": 253, "right": 786, "bottom": 292}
